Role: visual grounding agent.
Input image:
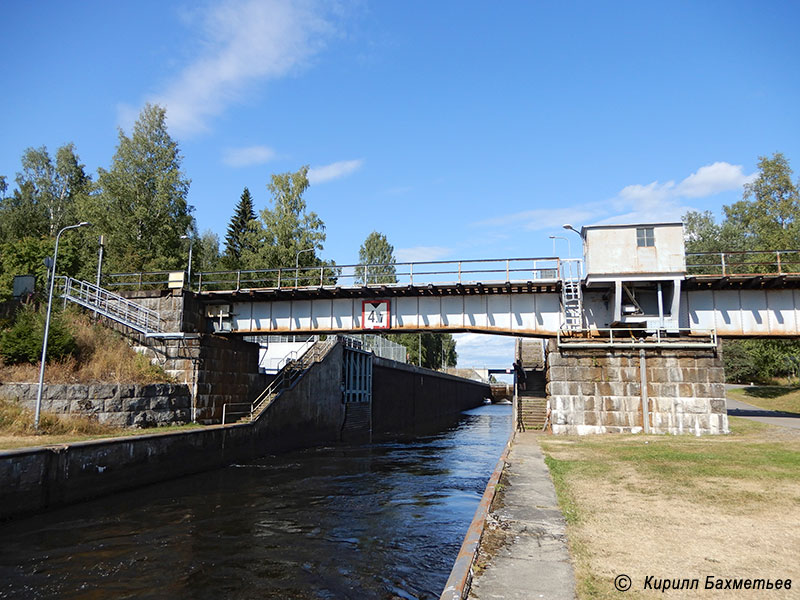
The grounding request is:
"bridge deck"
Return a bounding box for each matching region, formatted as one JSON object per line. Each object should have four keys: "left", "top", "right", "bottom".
{"left": 199, "top": 280, "right": 560, "bottom": 301}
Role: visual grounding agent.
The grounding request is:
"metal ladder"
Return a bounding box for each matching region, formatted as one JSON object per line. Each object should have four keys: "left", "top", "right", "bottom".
{"left": 59, "top": 277, "right": 167, "bottom": 335}
{"left": 560, "top": 259, "right": 584, "bottom": 330}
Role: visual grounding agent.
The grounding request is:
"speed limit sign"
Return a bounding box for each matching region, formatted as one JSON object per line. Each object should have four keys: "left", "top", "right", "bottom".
{"left": 362, "top": 300, "right": 390, "bottom": 329}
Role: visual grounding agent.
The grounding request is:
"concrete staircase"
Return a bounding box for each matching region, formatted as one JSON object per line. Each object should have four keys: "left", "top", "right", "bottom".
{"left": 515, "top": 339, "right": 548, "bottom": 430}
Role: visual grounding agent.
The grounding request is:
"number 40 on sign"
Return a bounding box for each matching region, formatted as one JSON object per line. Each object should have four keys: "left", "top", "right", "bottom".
{"left": 362, "top": 300, "right": 390, "bottom": 330}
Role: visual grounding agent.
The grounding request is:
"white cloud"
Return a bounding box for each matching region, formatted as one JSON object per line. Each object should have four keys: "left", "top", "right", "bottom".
{"left": 308, "top": 159, "right": 364, "bottom": 184}
{"left": 140, "top": 0, "right": 334, "bottom": 137}
{"left": 476, "top": 161, "right": 755, "bottom": 232}
{"left": 453, "top": 333, "right": 516, "bottom": 368}
{"left": 675, "top": 162, "right": 757, "bottom": 198}
{"left": 222, "top": 145, "right": 276, "bottom": 167}
{"left": 478, "top": 205, "right": 602, "bottom": 231}
{"left": 395, "top": 246, "right": 452, "bottom": 262}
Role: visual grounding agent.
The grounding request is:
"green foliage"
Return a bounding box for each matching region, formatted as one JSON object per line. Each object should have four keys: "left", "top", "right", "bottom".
{"left": 0, "top": 234, "right": 89, "bottom": 302}
{"left": 723, "top": 339, "right": 800, "bottom": 384}
{"left": 387, "top": 332, "right": 457, "bottom": 369}
{"left": 0, "top": 144, "right": 92, "bottom": 241}
{"left": 685, "top": 153, "right": 800, "bottom": 382}
{"left": 357, "top": 231, "right": 397, "bottom": 284}
{"left": 724, "top": 152, "right": 800, "bottom": 250}
{"left": 0, "top": 305, "right": 77, "bottom": 365}
{"left": 242, "top": 166, "right": 325, "bottom": 267}
{"left": 87, "top": 103, "right": 194, "bottom": 273}
{"left": 196, "top": 229, "right": 222, "bottom": 273}
{"left": 240, "top": 166, "right": 338, "bottom": 284}
{"left": 223, "top": 187, "right": 256, "bottom": 267}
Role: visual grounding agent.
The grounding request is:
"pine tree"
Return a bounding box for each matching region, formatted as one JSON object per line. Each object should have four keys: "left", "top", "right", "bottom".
{"left": 223, "top": 187, "right": 256, "bottom": 265}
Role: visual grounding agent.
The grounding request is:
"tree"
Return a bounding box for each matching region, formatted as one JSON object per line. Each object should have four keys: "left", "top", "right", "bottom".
{"left": 723, "top": 152, "right": 800, "bottom": 251}
{"left": 88, "top": 103, "right": 194, "bottom": 273}
{"left": 16, "top": 144, "right": 91, "bottom": 236}
{"left": 683, "top": 152, "right": 800, "bottom": 382}
{"left": 241, "top": 166, "right": 334, "bottom": 283}
{"left": 357, "top": 231, "right": 397, "bottom": 284}
{"left": 196, "top": 229, "right": 222, "bottom": 273}
{"left": 223, "top": 187, "right": 256, "bottom": 267}
{"left": 0, "top": 144, "right": 92, "bottom": 244}
{"left": 388, "top": 332, "right": 458, "bottom": 369}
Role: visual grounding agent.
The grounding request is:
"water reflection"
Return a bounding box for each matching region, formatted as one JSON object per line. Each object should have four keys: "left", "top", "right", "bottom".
{"left": 0, "top": 404, "right": 511, "bottom": 600}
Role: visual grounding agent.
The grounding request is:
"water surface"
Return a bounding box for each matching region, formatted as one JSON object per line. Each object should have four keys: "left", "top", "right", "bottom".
{"left": 0, "top": 404, "right": 511, "bottom": 599}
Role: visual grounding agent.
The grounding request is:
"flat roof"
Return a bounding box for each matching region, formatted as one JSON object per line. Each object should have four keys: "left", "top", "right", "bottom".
{"left": 581, "top": 221, "right": 683, "bottom": 235}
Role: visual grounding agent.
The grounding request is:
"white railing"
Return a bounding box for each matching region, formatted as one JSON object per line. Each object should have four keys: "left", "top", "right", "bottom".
{"left": 59, "top": 277, "right": 165, "bottom": 334}
{"left": 556, "top": 327, "right": 717, "bottom": 348}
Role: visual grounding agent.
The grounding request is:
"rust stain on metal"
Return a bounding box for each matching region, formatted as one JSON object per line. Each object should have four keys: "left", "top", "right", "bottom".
{"left": 439, "top": 432, "right": 513, "bottom": 600}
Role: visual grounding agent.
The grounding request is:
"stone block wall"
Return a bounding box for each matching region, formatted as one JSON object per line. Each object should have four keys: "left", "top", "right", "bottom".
{"left": 545, "top": 339, "right": 728, "bottom": 435}
{"left": 0, "top": 382, "right": 191, "bottom": 427}
{"left": 132, "top": 335, "right": 264, "bottom": 424}
{"left": 115, "top": 289, "right": 204, "bottom": 333}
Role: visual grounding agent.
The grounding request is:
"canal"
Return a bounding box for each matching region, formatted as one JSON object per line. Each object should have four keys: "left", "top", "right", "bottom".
{"left": 0, "top": 404, "right": 511, "bottom": 599}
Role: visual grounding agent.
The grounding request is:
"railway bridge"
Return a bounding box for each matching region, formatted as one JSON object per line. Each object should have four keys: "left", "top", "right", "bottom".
{"left": 68, "top": 222, "right": 800, "bottom": 435}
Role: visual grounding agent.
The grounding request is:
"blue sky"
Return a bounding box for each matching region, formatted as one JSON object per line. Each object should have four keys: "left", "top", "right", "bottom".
{"left": 2, "top": 1, "right": 799, "bottom": 368}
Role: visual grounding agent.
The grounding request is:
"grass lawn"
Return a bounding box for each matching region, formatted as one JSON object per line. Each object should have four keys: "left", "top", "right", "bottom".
{"left": 539, "top": 418, "right": 800, "bottom": 599}
{"left": 727, "top": 385, "right": 800, "bottom": 414}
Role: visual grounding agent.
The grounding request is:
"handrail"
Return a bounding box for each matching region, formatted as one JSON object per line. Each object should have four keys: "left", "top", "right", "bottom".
{"left": 241, "top": 336, "right": 338, "bottom": 424}
{"left": 686, "top": 250, "right": 800, "bottom": 276}
{"left": 557, "top": 327, "right": 717, "bottom": 348}
{"left": 101, "top": 256, "right": 564, "bottom": 293}
{"left": 60, "top": 277, "right": 166, "bottom": 334}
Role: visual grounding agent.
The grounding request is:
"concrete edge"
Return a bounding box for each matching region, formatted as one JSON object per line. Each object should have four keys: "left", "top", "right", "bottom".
{"left": 0, "top": 422, "right": 249, "bottom": 458}
{"left": 440, "top": 430, "right": 515, "bottom": 600}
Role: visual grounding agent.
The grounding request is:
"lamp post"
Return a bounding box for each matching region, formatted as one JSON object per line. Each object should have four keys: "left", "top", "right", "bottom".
{"left": 295, "top": 247, "right": 314, "bottom": 288}
{"left": 548, "top": 235, "right": 571, "bottom": 257}
{"left": 35, "top": 221, "right": 91, "bottom": 429}
{"left": 180, "top": 235, "right": 194, "bottom": 289}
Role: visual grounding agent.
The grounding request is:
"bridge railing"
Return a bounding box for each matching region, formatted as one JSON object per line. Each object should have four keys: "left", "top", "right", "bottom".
{"left": 686, "top": 250, "right": 800, "bottom": 276}
{"left": 557, "top": 327, "right": 717, "bottom": 348}
{"left": 102, "top": 257, "right": 564, "bottom": 292}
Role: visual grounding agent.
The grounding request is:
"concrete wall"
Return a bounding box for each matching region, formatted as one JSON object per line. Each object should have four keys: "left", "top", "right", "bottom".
{"left": 372, "top": 357, "right": 489, "bottom": 436}
{"left": 546, "top": 339, "right": 728, "bottom": 435}
{"left": 0, "top": 382, "right": 191, "bottom": 427}
{"left": 0, "top": 342, "right": 488, "bottom": 520}
{"left": 0, "top": 345, "right": 345, "bottom": 520}
{"left": 252, "top": 343, "right": 356, "bottom": 446}
{"left": 584, "top": 222, "right": 685, "bottom": 276}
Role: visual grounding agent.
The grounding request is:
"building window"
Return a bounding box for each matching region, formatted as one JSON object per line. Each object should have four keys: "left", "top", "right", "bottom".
{"left": 636, "top": 227, "right": 654, "bottom": 247}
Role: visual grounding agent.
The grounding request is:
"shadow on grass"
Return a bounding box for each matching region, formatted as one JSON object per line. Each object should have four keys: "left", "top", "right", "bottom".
{"left": 741, "top": 386, "right": 800, "bottom": 399}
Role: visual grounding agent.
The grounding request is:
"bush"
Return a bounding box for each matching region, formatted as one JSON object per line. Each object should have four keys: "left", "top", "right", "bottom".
{"left": 0, "top": 304, "right": 77, "bottom": 365}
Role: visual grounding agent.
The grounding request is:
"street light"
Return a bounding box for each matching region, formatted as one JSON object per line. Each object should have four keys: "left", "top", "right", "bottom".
{"left": 35, "top": 221, "right": 91, "bottom": 429}
{"left": 562, "top": 223, "right": 584, "bottom": 239}
{"left": 180, "top": 235, "right": 194, "bottom": 288}
{"left": 295, "top": 247, "right": 314, "bottom": 288}
{"left": 548, "top": 235, "right": 571, "bottom": 257}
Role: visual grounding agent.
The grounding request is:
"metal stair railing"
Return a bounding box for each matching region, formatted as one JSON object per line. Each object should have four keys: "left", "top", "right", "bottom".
{"left": 59, "top": 277, "right": 166, "bottom": 335}
{"left": 222, "top": 336, "right": 338, "bottom": 424}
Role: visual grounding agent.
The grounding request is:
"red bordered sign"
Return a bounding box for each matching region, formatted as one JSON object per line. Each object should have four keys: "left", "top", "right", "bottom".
{"left": 362, "top": 299, "right": 390, "bottom": 330}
